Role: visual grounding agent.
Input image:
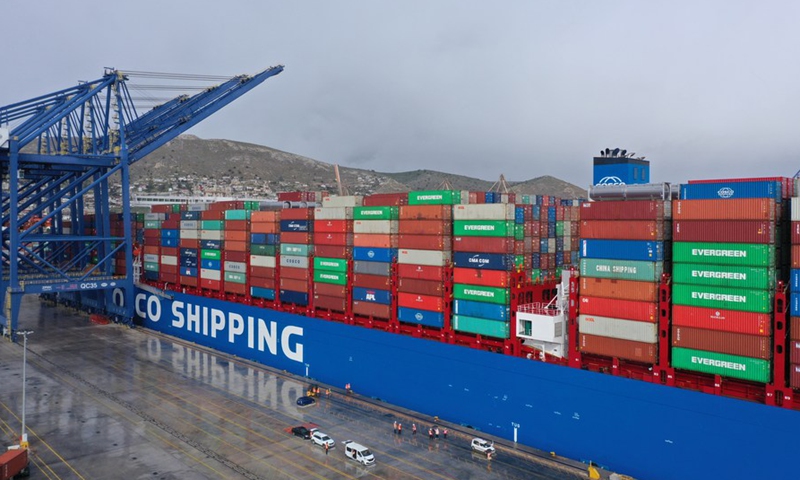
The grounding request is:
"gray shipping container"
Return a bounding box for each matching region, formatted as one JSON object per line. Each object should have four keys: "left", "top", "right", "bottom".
{"left": 353, "top": 260, "right": 392, "bottom": 276}
{"left": 224, "top": 261, "right": 247, "bottom": 273}
{"left": 280, "top": 255, "right": 310, "bottom": 269}
{"left": 578, "top": 314, "right": 658, "bottom": 343}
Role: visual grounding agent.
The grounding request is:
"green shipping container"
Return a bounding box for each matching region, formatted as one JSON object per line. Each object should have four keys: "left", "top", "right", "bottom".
{"left": 281, "top": 243, "right": 311, "bottom": 256}
{"left": 171, "top": 204, "right": 181, "bottom": 213}
{"left": 672, "top": 242, "right": 775, "bottom": 267}
{"left": 579, "top": 258, "right": 664, "bottom": 282}
{"left": 201, "top": 220, "right": 224, "bottom": 230}
{"left": 250, "top": 244, "right": 276, "bottom": 256}
{"left": 454, "top": 284, "right": 509, "bottom": 305}
{"left": 354, "top": 206, "right": 399, "bottom": 220}
{"left": 514, "top": 224, "right": 525, "bottom": 240}
{"left": 314, "top": 257, "right": 348, "bottom": 273}
{"left": 244, "top": 201, "right": 260, "bottom": 210}
{"left": 672, "top": 284, "right": 772, "bottom": 313}
{"left": 453, "top": 220, "right": 514, "bottom": 237}
{"left": 530, "top": 269, "right": 541, "bottom": 282}
{"left": 453, "top": 315, "right": 510, "bottom": 339}
{"left": 314, "top": 270, "right": 348, "bottom": 285}
{"left": 555, "top": 221, "right": 564, "bottom": 236}
{"left": 671, "top": 347, "right": 770, "bottom": 383}
{"left": 408, "top": 190, "right": 461, "bottom": 205}
{"left": 224, "top": 209, "right": 251, "bottom": 220}
{"left": 514, "top": 255, "right": 524, "bottom": 269}
{"left": 224, "top": 272, "right": 247, "bottom": 284}
{"left": 144, "top": 220, "right": 161, "bottom": 229}
{"left": 201, "top": 249, "right": 222, "bottom": 260}
{"left": 144, "top": 261, "right": 159, "bottom": 272}
{"left": 672, "top": 263, "right": 776, "bottom": 290}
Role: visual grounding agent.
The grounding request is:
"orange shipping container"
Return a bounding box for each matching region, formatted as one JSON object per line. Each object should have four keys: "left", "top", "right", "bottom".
{"left": 353, "top": 233, "right": 398, "bottom": 248}
{"left": 180, "top": 276, "right": 198, "bottom": 288}
{"left": 249, "top": 266, "right": 276, "bottom": 279}
{"left": 251, "top": 223, "right": 278, "bottom": 234}
{"left": 352, "top": 273, "right": 392, "bottom": 290}
{"left": 673, "top": 198, "right": 775, "bottom": 221}
{"left": 453, "top": 236, "right": 514, "bottom": 254}
{"left": 224, "top": 241, "right": 248, "bottom": 252}
{"left": 397, "top": 264, "right": 446, "bottom": 281}
{"left": 398, "top": 220, "right": 450, "bottom": 236}
{"left": 281, "top": 232, "right": 312, "bottom": 244}
{"left": 579, "top": 296, "right": 657, "bottom": 323}
{"left": 251, "top": 211, "right": 279, "bottom": 222}
{"left": 315, "top": 233, "right": 353, "bottom": 246}
{"left": 224, "top": 282, "right": 248, "bottom": 295}
{"left": 580, "top": 220, "right": 667, "bottom": 240}
{"left": 281, "top": 266, "right": 309, "bottom": 281}
{"left": 453, "top": 268, "right": 512, "bottom": 288}
{"left": 224, "top": 230, "right": 249, "bottom": 242}
{"left": 314, "top": 245, "right": 353, "bottom": 258}
{"left": 280, "top": 277, "right": 308, "bottom": 292}
{"left": 314, "top": 294, "right": 347, "bottom": 312}
{"left": 578, "top": 277, "right": 658, "bottom": 302}
{"left": 353, "top": 301, "right": 392, "bottom": 319}
{"left": 225, "top": 220, "right": 249, "bottom": 231}
{"left": 398, "top": 278, "right": 444, "bottom": 296}
{"left": 314, "top": 283, "right": 347, "bottom": 297}
{"left": 792, "top": 317, "right": 800, "bottom": 341}
{"left": 792, "top": 245, "right": 800, "bottom": 268}
{"left": 143, "top": 245, "right": 160, "bottom": 255}
{"left": 314, "top": 220, "right": 352, "bottom": 233}
{"left": 200, "top": 278, "right": 222, "bottom": 290}
{"left": 399, "top": 205, "right": 452, "bottom": 221}
{"left": 672, "top": 326, "right": 771, "bottom": 360}
{"left": 180, "top": 238, "right": 200, "bottom": 249}
{"left": 579, "top": 333, "right": 657, "bottom": 364}
{"left": 672, "top": 305, "right": 771, "bottom": 336}
{"left": 250, "top": 277, "right": 276, "bottom": 289}
{"left": 398, "top": 234, "right": 451, "bottom": 251}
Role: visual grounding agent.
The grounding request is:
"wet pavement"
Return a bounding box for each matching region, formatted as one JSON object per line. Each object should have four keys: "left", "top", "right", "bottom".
{"left": 0, "top": 296, "right": 597, "bottom": 479}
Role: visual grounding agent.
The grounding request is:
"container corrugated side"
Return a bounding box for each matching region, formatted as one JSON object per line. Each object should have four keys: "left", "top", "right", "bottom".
{"left": 313, "top": 257, "right": 348, "bottom": 273}
{"left": 672, "top": 305, "right": 772, "bottom": 336}
{"left": 313, "top": 206, "right": 353, "bottom": 220}
{"left": 672, "top": 326, "right": 771, "bottom": 359}
{"left": 398, "top": 249, "right": 450, "bottom": 267}
{"left": 672, "top": 242, "right": 776, "bottom": 267}
{"left": 671, "top": 263, "right": 775, "bottom": 290}
{"left": 321, "top": 195, "right": 362, "bottom": 208}
{"left": 353, "top": 206, "right": 399, "bottom": 220}
{"left": 580, "top": 221, "right": 668, "bottom": 241}
{"left": 578, "top": 315, "right": 658, "bottom": 343}
{"left": 397, "top": 307, "right": 444, "bottom": 328}
{"left": 673, "top": 220, "right": 775, "bottom": 244}
{"left": 453, "top": 299, "right": 510, "bottom": 321}
{"left": 281, "top": 243, "right": 312, "bottom": 257}
{"left": 792, "top": 198, "right": 800, "bottom": 221}
{"left": 353, "top": 220, "right": 398, "bottom": 235}
{"left": 579, "top": 258, "right": 664, "bottom": 282}
{"left": 578, "top": 334, "right": 657, "bottom": 364}
{"left": 408, "top": 190, "right": 461, "bottom": 205}
{"left": 679, "top": 181, "right": 781, "bottom": 201}
{"left": 397, "top": 278, "right": 444, "bottom": 296}
{"left": 452, "top": 315, "right": 510, "bottom": 338}
{"left": 672, "top": 284, "right": 773, "bottom": 313}
{"left": 313, "top": 270, "right": 347, "bottom": 285}
{"left": 673, "top": 198, "right": 775, "bottom": 221}
{"left": 580, "top": 239, "right": 666, "bottom": 262}
{"left": 453, "top": 220, "right": 514, "bottom": 237}
{"left": 280, "top": 255, "right": 310, "bottom": 269}
{"left": 353, "top": 260, "right": 392, "bottom": 276}
{"left": 578, "top": 278, "right": 657, "bottom": 302}
{"left": 453, "top": 203, "right": 516, "bottom": 220}
{"left": 453, "top": 284, "right": 509, "bottom": 305}
{"left": 580, "top": 200, "right": 670, "bottom": 220}
{"left": 578, "top": 296, "right": 657, "bottom": 323}
{"left": 671, "top": 347, "right": 770, "bottom": 383}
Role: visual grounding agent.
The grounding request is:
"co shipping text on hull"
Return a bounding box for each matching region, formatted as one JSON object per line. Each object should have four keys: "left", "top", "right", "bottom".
{"left": 134, "top": 287, "right": 800, "bottom": 480}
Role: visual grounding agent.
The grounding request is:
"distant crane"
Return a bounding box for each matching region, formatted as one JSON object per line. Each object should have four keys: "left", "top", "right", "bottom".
{"left": 0, "top": 66, "right": 284, "bottom": 335}
{"left": 489, "top": 174, "right": 511, "bottom": 194}
{"left": 334, "top": 164, "right": 349, "bottom": 196}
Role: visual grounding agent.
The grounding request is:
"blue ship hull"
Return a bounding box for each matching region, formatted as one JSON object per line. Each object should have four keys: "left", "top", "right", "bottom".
{"left": 133, "top": 288, "right": 797, "bottom": 479}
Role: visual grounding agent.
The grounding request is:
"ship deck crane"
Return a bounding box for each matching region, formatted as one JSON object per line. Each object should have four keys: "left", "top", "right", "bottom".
{"left": 0, "top": 66, "right": 284, "bottom": 336}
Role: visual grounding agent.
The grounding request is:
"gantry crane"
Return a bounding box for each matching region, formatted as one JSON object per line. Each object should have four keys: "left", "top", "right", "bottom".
{"left": 0, "top": 66, "right": 284, "bottom": 335}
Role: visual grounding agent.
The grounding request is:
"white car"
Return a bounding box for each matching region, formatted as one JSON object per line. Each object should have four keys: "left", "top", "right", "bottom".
{"left": 311, "top": 431, "right": 335, "bottom": 448}
{"left": 471, "top": 437, "right": 496, "bottom": 456}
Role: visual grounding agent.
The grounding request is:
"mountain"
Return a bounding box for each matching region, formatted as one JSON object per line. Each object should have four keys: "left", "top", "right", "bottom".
{"left": 131, "top": 135, "right": 587, "bottom": 199}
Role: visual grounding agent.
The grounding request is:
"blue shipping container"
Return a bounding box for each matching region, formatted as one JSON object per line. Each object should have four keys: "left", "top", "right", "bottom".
{"left": 453, "top": 252, "right": 516, "bottom": 271}
{"left": 161, "top": 229, "right": 179, "bottom": 238}
{"left": 200, "top": 239, "right": 222, "bottom": 249}
{"left": 531, "top": 253, "right": 541, "bottom": 269}
{"left": 485, "top": 192, "right": 495, "bottom": 203}
{"left": 453, "top": 299, "right": 510, "bottom": 321}
{"left": 201, "top": 259, "right": 221, "bottom": 270}
{"left": 280, "top": 290, "right": 308, "bottom": 306}
{"left": 540, "top": 239, "right": 549, "bottom": 254}
{"left": 352, "top": 287, "right": 392, "bottom": 305}
{"left": 353, "top": 247, "right": 398, "bottom": 263}
{"left": 515, "top": 207, "right": 525, "bottom": 224}
{"left": 398, "top": 307, "right": 445, "bottom": 328}
{"left": 251, "top": 286, "right": 276, "bottom": 300}
{"left": 680, "top": 181, "right": 781, "bottom": 201}
{"left": 181, "top": 211, "right": 201, "bottom": 220}
{"left": 144, "top": 271, "right": 159, "bottom": 281}
{"left": 180, "top": 257, "right": 198, "bottom": 268}
{"left": 180, "top": 248, "right": 198, "bottom": 258}
{"left": 280, "top": 220, "right": 311, "bottom": 232}
{"left": 180, "top": 267, "right": 198, "bottom": 277}
{"left": 161, "top": 237, "right": 179, "bottom": 248}
{"left": 580, "top": 239, "right": 666, "bottom": 262}
{"left": 251, "top": 233, "right": 267, "bottom": 245}
{"left": 792, "top": 269, "right": 800, "bottom": 293}
{"left": 792, "top": 294, "right": 800, "bottom": 317}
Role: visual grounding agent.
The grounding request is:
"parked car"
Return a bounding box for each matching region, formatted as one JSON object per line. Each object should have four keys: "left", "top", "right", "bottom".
{"left": 296, "top": 396, "right": 316, "bottom": 407}
{"left": 311, "top": 431, "right": 335, "bottom": 448}
{"left": 471, "top": 437, "right": 496, "bottom": 456}
{"left": 291, "top": 426, "right": 313, "bottom": 439}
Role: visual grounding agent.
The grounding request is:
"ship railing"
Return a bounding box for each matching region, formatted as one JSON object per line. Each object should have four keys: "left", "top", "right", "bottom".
{"left": 517, "top": 302, "right": 559, "bottom": 316}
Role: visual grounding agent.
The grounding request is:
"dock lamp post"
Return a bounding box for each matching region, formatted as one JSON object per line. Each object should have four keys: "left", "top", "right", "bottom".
{"left": 17, "top": 329, "right": 33, "bottom": 448}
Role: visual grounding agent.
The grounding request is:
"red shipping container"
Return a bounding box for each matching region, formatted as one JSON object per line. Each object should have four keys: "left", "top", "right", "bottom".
{"left": 452, "top": 236, "right": 514, "bottom": 254}
{"left": 314, "top": 245, "right": 353, "bottom": 258}
{"left": 314, "top": 283, "right": 347, "bottom": 297}
{"left": 315, "top": 233, "right": 353, "bottom": 246}
{"left": 399, "top": 205, "right": 452, "bottom": 221}
{"left": 280, "top": 208, "right": 314, "bottom": 220}
{"left": 791, "top": 341, "right": 800, "bottom": 363}
{"left": 556, "top": 206, "right": 564, "bottom": 221}
{"left": 353, "top": 273, "right": 392, "bottom": 290}
{"left": 453, "top": 268, "right": 512, "bottom": 288}
{"left": 672, "top": 305, "right": 771, "bottom": 336}
{"left": 579, "top": 277, "right": 657, "bottom": 302}
{"left": 673, "top": 198, "right": 774, "bottom": 221}
{"left": 580, "top": 220, "right": 667, "bottom": 240}
{"left": 281, "top": 266, "right": 310, "bottom": 281}
{"left": 278, "top": 191, "right": 303, "bottom": 202}
{"left": 280, "top": 277, "right": 308, "bottom": 292}
{"left": 201, "top": 210, "right": 225, "bottom": 220}
{"left": 143, "top": 245, "right": 160, "bottom": 255}
{"left": 225, "top": 241, "right": 249, "bottom": 252}
{"left": 225, "top": 220, "right": 249, "bottom": 231}
{"left": 398, "top": 278, "right": 444, "bottom": 296}
{"left": 579, "top": 296, "right": 657, "bottom": 323}
{"left": 161, "top": 247, "right": 178, "bottom": 256}
{"left": 224, "top": 230, "right": 249, "bottom": 242}
{"left": 162, "top": 219, "right": 179, "bottom": 228}
{"left": 353, "top": 234, "right": 398, "bottom": 248}
{"left": 180, "top": 238, "right": 200, "bottom": 249}
{"left": 672, "top": 326, "right": 771, "bottom": 360}
{"left": 673, "top": 220, "right": 775, "bottom": 244}
{"left": 251, "top": 211, "right": 280, "bottom": 222}
{"left": 249, "top": 266, "right": 276, "bottom": 278}
{"left": 151, "top": 204, "right": 171, "bottom": 214}
{"left": 314, "top": 220, "right": 352, "bottom": 233}
{"left": 398, "top": 220, "right": 450, "bottom": 236}
{"left": 160, "top": 264, "right": 178, "bottom": 275}
{"left": 250, "top": 277, "right": 276, "bottom": 289}
{"left": 314, "top": 294, "right": 347, "bottom": 312}
{"left": 792, "top": 317, "right": 800, "bottom": 341}
{"left": 180, "top": 276, "right": 198, "bottom": 287}
{"left": 251, "top": 223, "right": 279, "bottom": 234}
{"left": 281, "top": 232, "right": 312, "bottom": 244}
{"left": 792, "top": 222, "right": 800, "bottom": 244}
{"left": 580, "top": 200, "right": 669, "bottom": 221}
{"left": 362, "top": 193, "right": 408, "bottom": 207}
{"left": 144, "top": 229, "right": 161, "bottom": 239}
{"left": 159, "top": 272, "right": 178, "bottom": 283}
{"left": 224, "top": 282, "right": 248, "bottom": 295}
{"left": 579, "top": 333, "right": 657, "bottom": 364}
{"left": 791, "top": 364, "right": 800, "bottom": 390}
{"left": 398, "top": 292, "right": 444, "bottom": 312}
{"left": 224, "top": 250, "right": 248, "bottom": 262}
{"left": 353, "top": 300, "right": 392, "bottom": 318}
{"left": 397, "top": 264, "right": 446, "bottom": 281}
{"left": 398, "top": 234, "right": 451, "bottom": 251}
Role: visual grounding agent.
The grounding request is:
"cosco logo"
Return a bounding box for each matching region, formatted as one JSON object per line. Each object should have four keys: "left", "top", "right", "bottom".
{"left": 717, "top": 187, "right": 734, "bottom": 198}
{"left": 368, "top": 250, "right": 375, "bottom": 258}
{"left": 596, "top": 176, "right": 625, "bottom": 186}
{"left": 415, "top": 313, "right": 423, "bottom": 321}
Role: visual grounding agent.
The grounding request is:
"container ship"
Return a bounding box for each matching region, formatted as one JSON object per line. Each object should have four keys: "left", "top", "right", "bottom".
{"left": 109, "top": 165, "right": 800, "bottom": 480}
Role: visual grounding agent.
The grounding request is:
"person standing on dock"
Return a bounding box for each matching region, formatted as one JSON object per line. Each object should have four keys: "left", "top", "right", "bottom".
{"left": 398, "top": 423, "right": 402, "bottom": 435}
{"left": 393, "top": 421, "right": 397, "bottom": 434}
{"left": 443, "top": 428, "right": 448, "bottom": 439}
{"left": 412, "top": 423, "right": 417, "bottom": 435}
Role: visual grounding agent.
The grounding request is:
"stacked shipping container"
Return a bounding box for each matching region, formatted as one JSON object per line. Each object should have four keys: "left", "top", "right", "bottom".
{"left": 179, "top": 207, "right": 202, "bottom": 287}
{"left": 792, "top": 196, "right": 800, "bottom": 388}
{"left": 249, "top": 210, "right": 280, "bottom": 300}
{"left": 352, "top": 203, "right": 400, "bottom": 319}
{"left": 280, "top": 207, "right": 314, "bottom": 306}
{"left": 313, "top": 196, "right": 360, "bottom": 312}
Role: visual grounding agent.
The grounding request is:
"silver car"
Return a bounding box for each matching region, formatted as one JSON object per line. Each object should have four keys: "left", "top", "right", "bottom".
{"left": 311, "top": 431, "right": 335, "bottom": 448}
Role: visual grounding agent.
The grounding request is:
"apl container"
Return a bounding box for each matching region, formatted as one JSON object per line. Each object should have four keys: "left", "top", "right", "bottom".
{"left": 352, "top": 287, "right": 392, "bottom": 305}
{"left": 580, "top": 239, "right": 666, "bottom": 262}
{"left": 672, "top": 242, "right": 775, "bottom": 267}
{"left": 670, "top": 347, "right": 770, "bottom": 383}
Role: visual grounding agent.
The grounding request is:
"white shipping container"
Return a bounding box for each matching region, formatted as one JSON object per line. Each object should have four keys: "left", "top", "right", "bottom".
{"left": 143, "top": 254, "right": 159, "bottom": 263}
{"left": 398, "top": 249, "right": 450, "bottom": 266}
{"left": 280, "top": 255, "right": 310, "bottom": 269}
{"left": 453, "top": 203, "right": 516, "bottom": 220}
{"left": 180, "top": 220, "right": 198, "bottom": 229}
{"left": 200, "top": 229, "right": 223, "bottom": 241}
{"left": 249, "top": 255, "right": 276, "bottom": 268}
{"left": 180, "top": 229, "right": 199, "bottom": 239}
{"left": 224, "top": 261, "right": 247, "bottom": 273}
{"left": 160, "top": 255, "right": 178, "bottom": 266}
{"left": 353, "top": 220, "right": 398, "bottom": 234}
{"left": 792, "top": 197, "right": 800, "bottom": 221}
{"left": 313, "top": 206, "right": 353, "bottom": 220}
{"left": 145, "top": 213, "right": 166, "bottom": 221}
{"left": 578, "top": 315, "right": 658, "bottom": 343}
{"left": 200, "top": 268, "right": 221, "bottom": 281}
{"left": 188, "top": 203, "right": 209, "bottom": 212}
{"left": 548, "top": 238, "right": 556, "bottom": 252}
{"left": 322, "top": 195, "right": 363, "bottom": 208}
{"left": 460, "top": 190, "right": 470, "bottom": 204}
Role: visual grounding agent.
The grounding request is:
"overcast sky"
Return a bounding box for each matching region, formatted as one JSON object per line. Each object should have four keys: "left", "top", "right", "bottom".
{"left": 3, "top": 1, "right": 800, "bottom": 188}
